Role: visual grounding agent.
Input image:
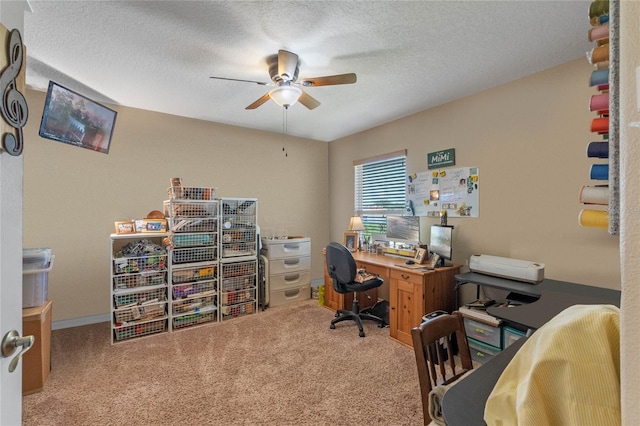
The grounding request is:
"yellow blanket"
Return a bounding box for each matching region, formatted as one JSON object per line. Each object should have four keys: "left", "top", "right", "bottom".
{"left": 484, "top": 304, "right": 620, "bottom": 425}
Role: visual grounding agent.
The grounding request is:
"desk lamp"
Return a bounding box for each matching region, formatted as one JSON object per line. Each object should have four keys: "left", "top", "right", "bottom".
{"left": 348, "top": 216, "right": 365, "bottom": 250}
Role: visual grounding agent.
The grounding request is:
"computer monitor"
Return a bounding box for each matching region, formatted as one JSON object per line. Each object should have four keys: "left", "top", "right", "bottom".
{"left": 386, "top": 216, "right": 420, "bottom": 244}
{"left": 430, "top": 225, "right": 453, "bottom": 267}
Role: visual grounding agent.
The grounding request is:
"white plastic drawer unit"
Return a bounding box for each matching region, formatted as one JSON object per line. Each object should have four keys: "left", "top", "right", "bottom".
{"left": 261, "top": 238, "right": 311, "bottom": 259}
{"left": 269, "top": 271, "right": 312, "bottom": 292}
{"left": 267, "top": 256, "right": 311, "bottom": 275}
{"left": 270, "top": 285, "right": 310, "bottom": 306}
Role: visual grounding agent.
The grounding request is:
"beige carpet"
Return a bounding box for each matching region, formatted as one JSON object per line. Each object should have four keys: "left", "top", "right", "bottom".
{"left": 22, "top": 300, "right": 424, "bottom": 425}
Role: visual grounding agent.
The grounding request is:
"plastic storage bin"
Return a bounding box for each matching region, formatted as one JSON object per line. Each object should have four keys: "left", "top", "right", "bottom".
{"left": 23, "top": 249, "right": 54, "bottom": 308}
{"left": 468, "top": 338, "right": 502, "bottom": 364}
{"left": 503, "top": 326, "right": 526, "bottom": 348}
{"left": 463, "top": 316, "right": 502, "bottom": 349}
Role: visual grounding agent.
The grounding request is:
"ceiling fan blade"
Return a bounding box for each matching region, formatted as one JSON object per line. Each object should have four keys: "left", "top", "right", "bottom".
{"left": 278, "top": 50, "right": 299, "bottom": 81}
{"left": 210, "top": 76, "right": 270, "bottom": 85}
{"left": 245, "top": 93, "right": 271, "bottom": 110}
{"left": 298, "top": 90, "right": 321, "bottom": 110}
{"left": 300, "top": 73, "right": 357, "bottom": 87}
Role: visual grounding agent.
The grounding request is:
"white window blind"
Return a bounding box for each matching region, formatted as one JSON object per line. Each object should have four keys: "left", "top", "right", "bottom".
{"left": 354, "top": 151, "right": 406, "bottom": 237}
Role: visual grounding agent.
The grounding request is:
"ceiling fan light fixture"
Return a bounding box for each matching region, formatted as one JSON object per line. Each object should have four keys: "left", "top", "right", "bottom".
{"left": 269, "top": 85, "right": 302, "bottom": 108}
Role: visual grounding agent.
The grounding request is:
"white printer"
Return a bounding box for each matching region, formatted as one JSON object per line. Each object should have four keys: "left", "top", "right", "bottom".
{"left": 469, "top": 254, "right": 544, "bottom": 284}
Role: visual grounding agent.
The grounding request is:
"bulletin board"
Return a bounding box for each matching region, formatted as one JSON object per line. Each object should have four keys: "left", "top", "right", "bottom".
{"left": 406, "top": 167, "right": 479, "bottom": 217}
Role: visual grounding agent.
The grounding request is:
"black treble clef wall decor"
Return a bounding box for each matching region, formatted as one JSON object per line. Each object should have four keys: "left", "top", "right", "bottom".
{"left": 0, "top": 28, "right": 28, "bottom": 156}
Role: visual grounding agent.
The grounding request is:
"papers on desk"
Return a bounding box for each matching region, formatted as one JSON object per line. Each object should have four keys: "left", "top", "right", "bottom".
{"left": 393, "top": 263, "right": 434, "bottom": 270}
{"left": 459, "top": 304, "right": 502, "bottom": 327}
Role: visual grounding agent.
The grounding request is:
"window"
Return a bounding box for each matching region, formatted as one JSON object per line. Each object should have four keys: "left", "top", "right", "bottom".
{"left": 354, "top": 150, "right": 407, "bottom": 239}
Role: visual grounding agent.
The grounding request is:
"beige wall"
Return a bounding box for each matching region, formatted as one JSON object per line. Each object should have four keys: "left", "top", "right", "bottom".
{"left": 23, "top": 90, "right": 329, "bottom": 321}
{"left": 24, "top": 57, "right": 622, "bottom": 322}
{"left": 329, "top": 58, "right": 621, "bottom": 294}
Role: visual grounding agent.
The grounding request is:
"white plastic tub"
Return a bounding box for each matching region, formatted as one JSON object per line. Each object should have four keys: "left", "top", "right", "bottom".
{"left": 23, "top": 248, "right": 52, "bottom": 270}
{"left": 23, "top": 255, "right": 54, "bottom": 308}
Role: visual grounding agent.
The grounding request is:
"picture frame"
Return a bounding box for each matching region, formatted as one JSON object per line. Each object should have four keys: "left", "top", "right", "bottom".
{"left": 427, "top": 252, "right": 441, "bottom": 269}
{"left": 141, "top": 219, "right": 168, "bottom": 233}
{"left": 39, "top": 81, "right": 117, "bottom": 154}
{"left": 414, "top": 247, "right": 428, "bottom": 264}
{"left": 114, "top": 221, "right": 136, "bottom": 235}
{"left": 343, "top": 232, "right": 359, "bottom": 252}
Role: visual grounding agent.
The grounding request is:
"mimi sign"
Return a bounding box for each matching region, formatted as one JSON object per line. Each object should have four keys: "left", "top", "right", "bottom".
{"left": 427, "top": 148, "right": 455, "bottom": 169}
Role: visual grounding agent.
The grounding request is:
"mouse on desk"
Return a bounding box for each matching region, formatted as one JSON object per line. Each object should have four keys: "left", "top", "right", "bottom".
{"left": 405, "top": 260, "right": 415, "bottom": 265}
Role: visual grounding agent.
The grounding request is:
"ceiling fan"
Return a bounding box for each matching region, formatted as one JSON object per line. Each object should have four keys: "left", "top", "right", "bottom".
{"left": 210, "top": 49, "right": 356, "bottom": 110}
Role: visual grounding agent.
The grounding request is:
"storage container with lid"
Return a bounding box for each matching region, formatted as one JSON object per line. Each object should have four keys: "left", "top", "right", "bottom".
{"left": 23, "top": 248, "right": 52, "bottom": 270}
{"left": 23, "top": 248, "right": 54, "bottom": 308}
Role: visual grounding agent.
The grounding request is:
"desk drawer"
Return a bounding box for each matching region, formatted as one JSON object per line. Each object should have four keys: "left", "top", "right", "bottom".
{"left": 357, "top": 262, "right": 388, "bottom": 277}
{"left": 267, "top": 256, "right": 310, "bottom": 275}
{"left": 464, "top": 317, "right": 502, "bottom": 348}
{"left": 468, "top": 338, "right": 501, "bottom": 365}
{"left": 390, "top": 269, "right": 422, "bottom": 283}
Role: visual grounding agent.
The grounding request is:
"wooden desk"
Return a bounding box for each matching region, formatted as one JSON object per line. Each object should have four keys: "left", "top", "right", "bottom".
{"left": 443, "top": 274, "right": 621, "bottom": 425}
{"left": 323, "top": 251, "right": 460, "bottom": 347}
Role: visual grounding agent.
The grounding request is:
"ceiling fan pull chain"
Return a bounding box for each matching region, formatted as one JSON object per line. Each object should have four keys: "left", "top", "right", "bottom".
{"left": 282, "top": 107, "right": 288, "bottom": 157}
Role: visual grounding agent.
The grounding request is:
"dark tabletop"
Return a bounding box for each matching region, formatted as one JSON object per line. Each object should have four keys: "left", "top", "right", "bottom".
{"left": 442, "top": 338, "right": 526, "bottom": 426}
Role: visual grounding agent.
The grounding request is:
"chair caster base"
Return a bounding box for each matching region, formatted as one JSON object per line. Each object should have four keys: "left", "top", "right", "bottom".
{"left": 330, "top": 324, "right": 336, "bottom": 330}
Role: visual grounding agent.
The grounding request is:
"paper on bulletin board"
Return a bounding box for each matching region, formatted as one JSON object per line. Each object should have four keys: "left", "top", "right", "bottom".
{"left": 406, "top": 167, "right": 479, "bottom": 217}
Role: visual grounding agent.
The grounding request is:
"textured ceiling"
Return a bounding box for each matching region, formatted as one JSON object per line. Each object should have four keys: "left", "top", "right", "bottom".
{"left": 24, "top": 1, "right": 593, "bottom": 142}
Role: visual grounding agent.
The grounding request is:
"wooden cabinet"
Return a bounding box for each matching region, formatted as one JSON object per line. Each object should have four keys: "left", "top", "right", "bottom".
{"left": 323, "top": 271, "right": 379, "bottom": 312}
{"left": 322, "top": 249, "right": 459, "bottom": 347}
{"left": 22, "top": 300, "right": 52, "bottom": 395}
{"left": 389, "top": 265, "right": 460, "bottom": 347}
{"left": 389, "top": 269, "right": 424, "bottom": 346}
{"left": 322, "top": 250, "right": 379, "bottom": 312}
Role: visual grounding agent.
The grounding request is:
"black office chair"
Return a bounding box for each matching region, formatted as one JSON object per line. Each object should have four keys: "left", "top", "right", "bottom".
{"left": 325, "top": 242, "right": 385, "bottom": 337}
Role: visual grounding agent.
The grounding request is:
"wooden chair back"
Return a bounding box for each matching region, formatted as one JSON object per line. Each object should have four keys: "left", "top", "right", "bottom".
{"left": 411, "top": 311, "right": 473, "bottom": 425}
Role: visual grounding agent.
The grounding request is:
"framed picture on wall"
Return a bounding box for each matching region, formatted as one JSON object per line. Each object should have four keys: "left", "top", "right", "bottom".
{"left": 39, "top": 81, "right": 117, "bottom": 154}
{"left": 343, "top": 232, "right": 358, "bottom": 252}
